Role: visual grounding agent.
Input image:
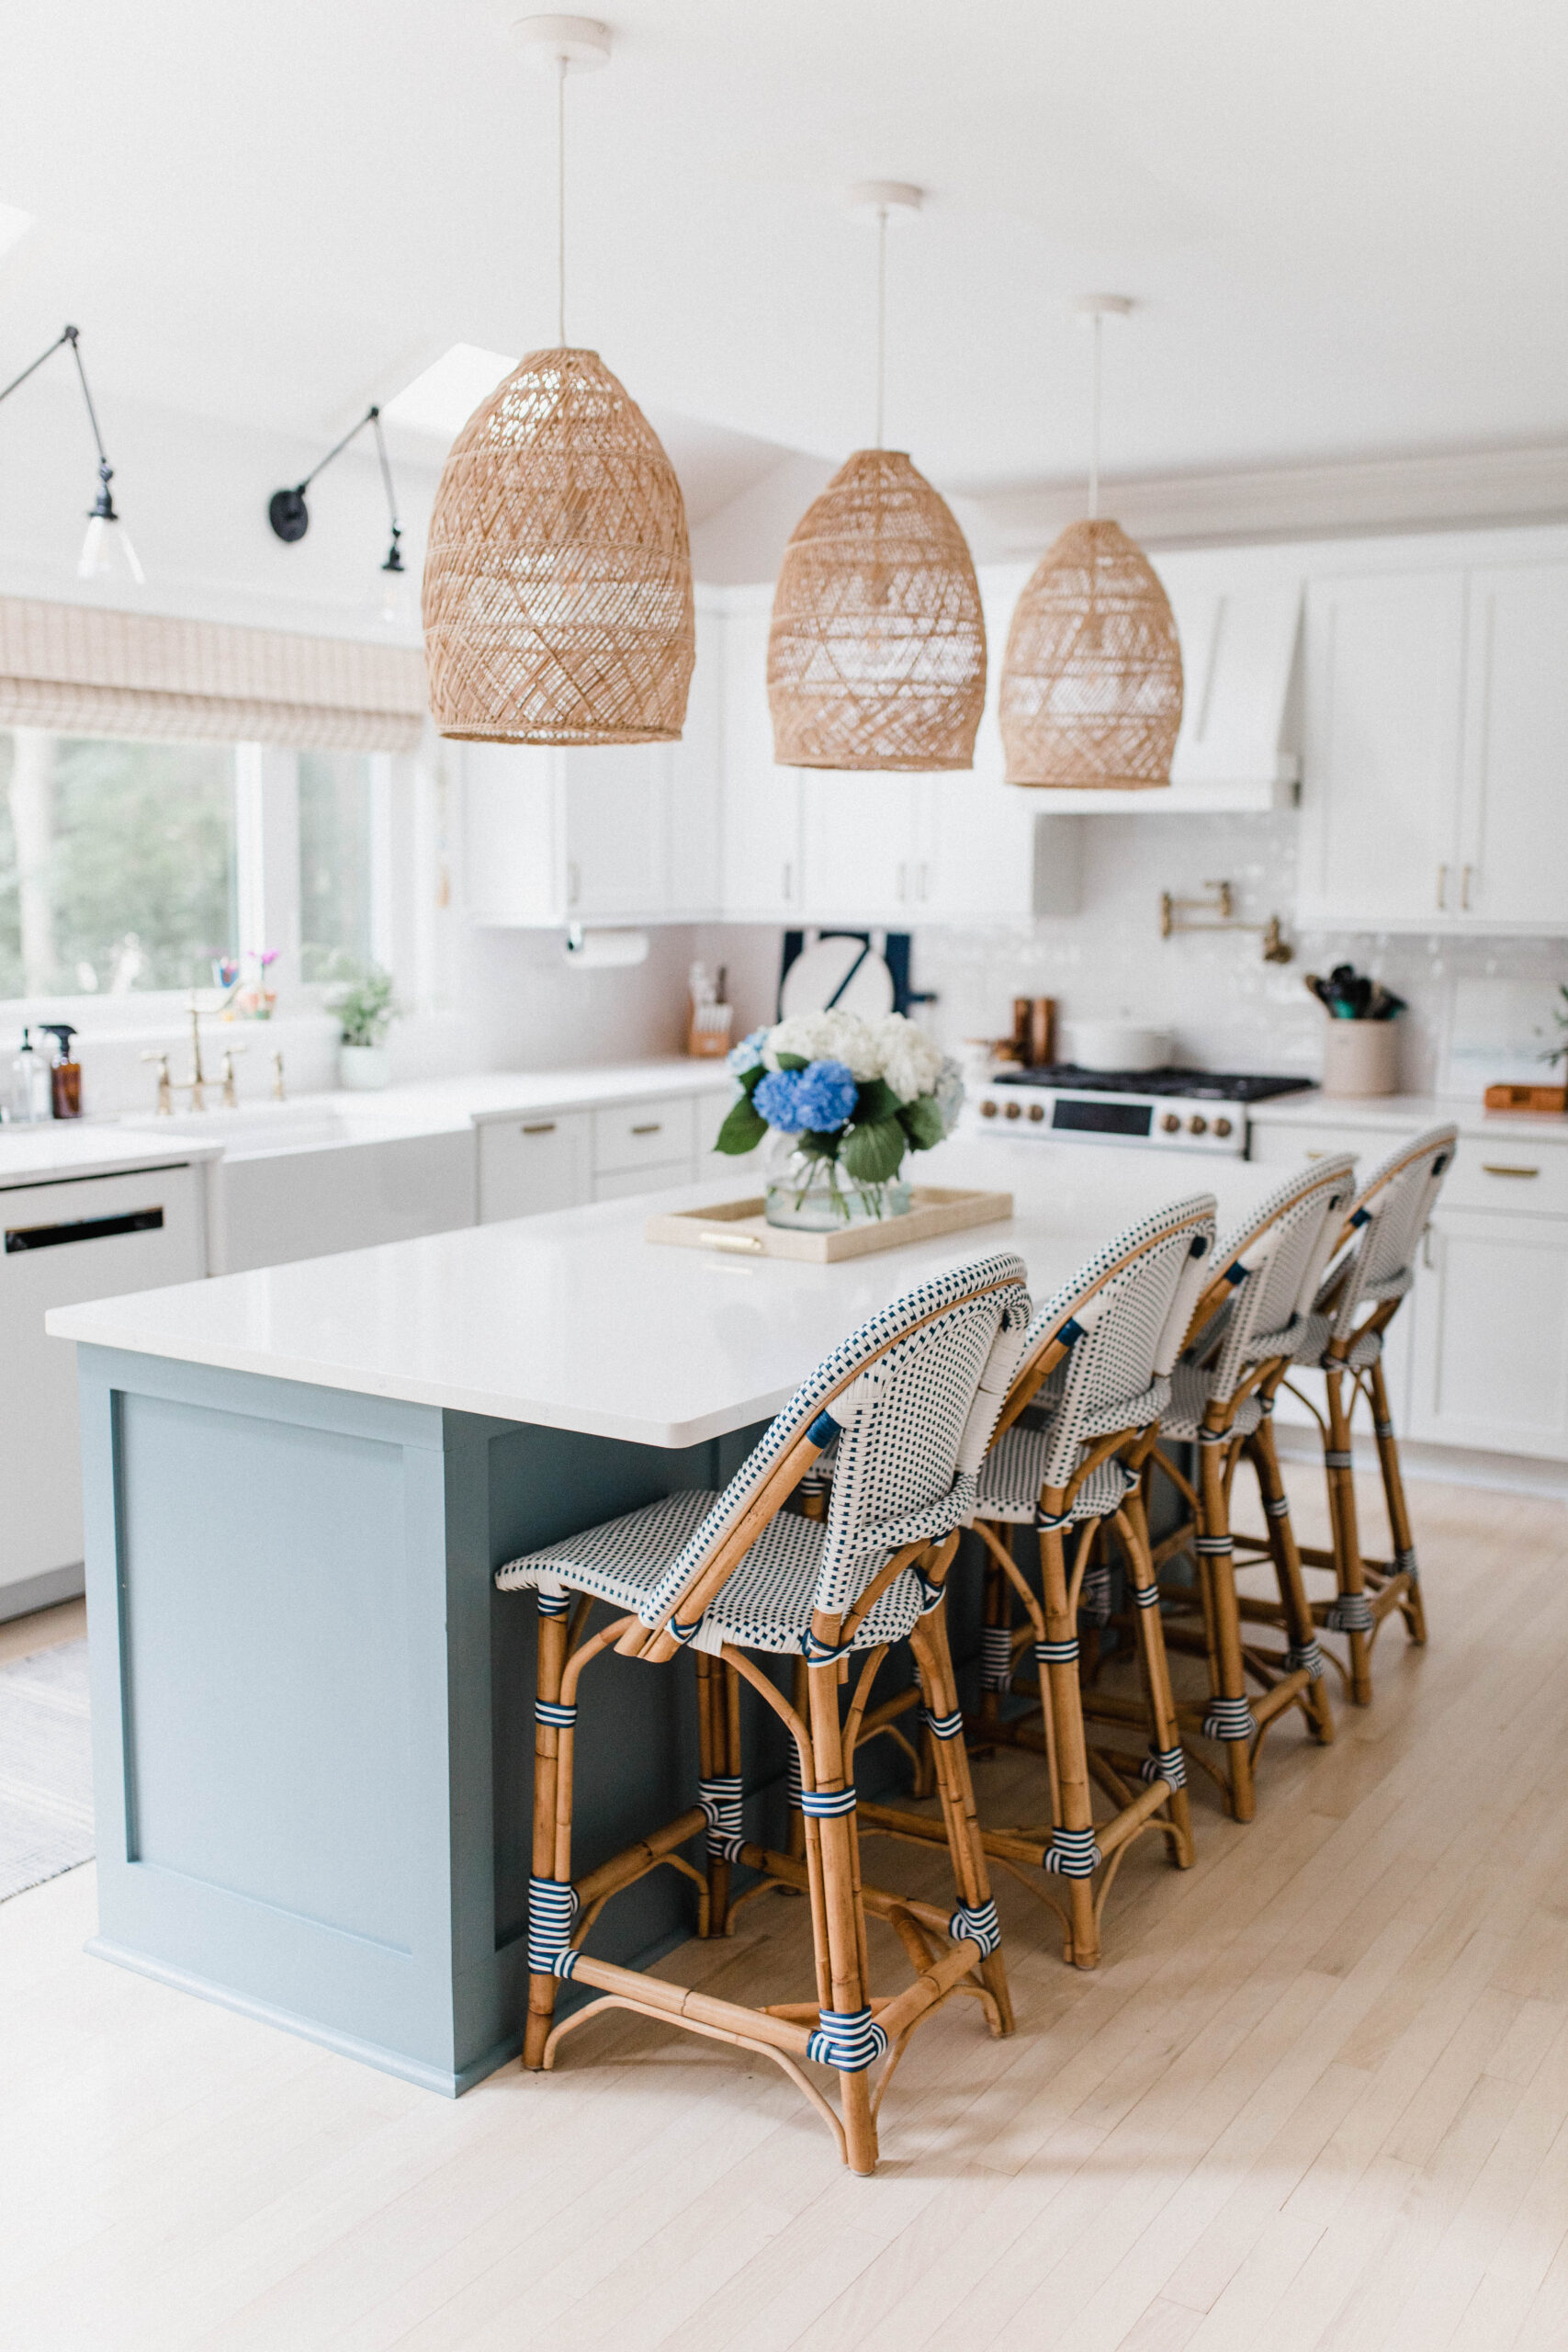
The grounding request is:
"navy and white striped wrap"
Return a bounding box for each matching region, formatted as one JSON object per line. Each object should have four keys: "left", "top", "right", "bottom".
{"left": 799, "top": 1627, "right": 849, "bottom": 1665}
{"left": 1202, "top": 1694, "right": 1258, "bottom": 1741}
{"left": 536, "top": 1589, "right": 571, "bottom": 1618}
{"left": 1035, "top": 1507, "right": 1076, "bottom": 1534}
{"left": 980, "top": 1623, "right": 1016, "bottom": 1690}
{"left": 1326, "top": 1590, "right": 1375, "bottom": 1634}
{"left": 924, "top": 1707, "right": 964, "bottom": 1743}
{"left": 1374, "top": 1419, "right": 1396, "bottom": 1440}
{"left": 1285, "top": 1638, "right": 1325, "bottom": 1680}
{"left": 1198, "top": 1425, "right": 1230, "bottom": 1447}
{"left": 1043, "top": 1826, "right": 1103, "bottom": 1878}
{"left": 1395, "top": 1546, "right": 1419, "bottom": 1584}
{"left": 698, "top": 1774, "right": 745, "bottom": 1863}
{"left": 807, "top": 2005, "right": 889, "bottom": 2071}
{"left": 1264, "top": 1492, "right": 1292, "bottom": 1520}
{"left": 799, "top": 1784, "right": 858, "bottom": 1819}
{"left": 786, "top": 1747, "right": 803, "bottom": 1813}
{"left": 1139, "top": 1743, "right": 1187, "bottom": 1791}
{"left": 535, "top": 1698, "right": 577, "bottom": 1729}
{"left": 948, "top": 1896, "right": 1001, "bottom": 1957}
{"left": 1035, "top": 1636, "right": 1079, "bottom": 1668}
{"left": 1325, "top": 1450, "right": 1354, "bottom": 1471}
{"left": 526, "top": 1875, "right": 581, "bottom": 1977}
{"left": 1131, "top": 1579, "right": 1161, "bottom": 1611}
{"left": 1078, "top": 1559, "right": 1112, "bottom": 1628}
{"left": 1194, "top": 1534, "right": 1234, "bottom": 1556}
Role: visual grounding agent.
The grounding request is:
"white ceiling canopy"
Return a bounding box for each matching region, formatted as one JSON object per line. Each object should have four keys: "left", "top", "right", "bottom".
{"left": 0, "top": 0, "right": 1564, "bottom": 524}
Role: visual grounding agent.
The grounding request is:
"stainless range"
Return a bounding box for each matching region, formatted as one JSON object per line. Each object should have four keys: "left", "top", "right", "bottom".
{"left": 964, "top": 1064, "right": 1315, "bottom": 1156}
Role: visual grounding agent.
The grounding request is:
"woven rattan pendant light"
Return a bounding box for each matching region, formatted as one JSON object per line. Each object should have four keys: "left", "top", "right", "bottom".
{"left": 767, "top": 184, "right": 986, "bottom": 773}
{"left": 999, "top": 296, "right": 1182, "bottom": 789}
{"left": 423, "top": 16, "right": 694, "bottom": 746}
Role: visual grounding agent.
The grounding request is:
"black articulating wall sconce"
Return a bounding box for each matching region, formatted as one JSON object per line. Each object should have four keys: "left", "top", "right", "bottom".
{"left": 268, "top": 403, "right": 408, "bottom": 619}
{"left": 0, "top": 323, "right": 143, "bottom": 582}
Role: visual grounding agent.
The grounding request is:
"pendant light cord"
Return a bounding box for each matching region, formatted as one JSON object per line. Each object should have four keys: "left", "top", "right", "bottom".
{"left": 874, "top": 204, "right": 888, "bottom": 448}
{"left": 557, "top": 52, "right": 568, "bottom": 347}
{"left": 1088, "top": 309, "right": 1101, "bottom": 521}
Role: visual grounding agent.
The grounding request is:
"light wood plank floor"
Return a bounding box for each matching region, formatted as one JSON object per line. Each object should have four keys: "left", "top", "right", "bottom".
{"left": 4, "top": 1469, "right": 1567, "bottom": 2352}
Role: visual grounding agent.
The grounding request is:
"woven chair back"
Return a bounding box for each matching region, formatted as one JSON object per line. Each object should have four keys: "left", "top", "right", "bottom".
{"left": 1010, "top": 1196, "right": 1218, "bottom": 1491}
{"left": 1192, "top": 1157, "right": 1359, "bottom": 1404}
{"left": 647, "top": 1251, "right": 1031, "bottom": 1634}
{"left": 1323, "top": 1124, "right": 1459, "bottom": 1338}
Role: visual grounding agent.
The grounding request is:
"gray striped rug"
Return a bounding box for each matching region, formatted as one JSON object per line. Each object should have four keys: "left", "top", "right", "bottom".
{"left": 0, "top": 1637, "right": 93, "bottom": 1901}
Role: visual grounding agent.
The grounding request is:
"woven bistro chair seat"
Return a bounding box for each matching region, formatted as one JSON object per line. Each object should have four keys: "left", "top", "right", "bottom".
{"left": 1289, "top": 1313, "right": 1386, "bottom": 1374}
{"left": 976, "top": 1437, "right": 1139, "bottom": 1528}
{"left": 501, "top": 1487, "right": 958, "bottom": 1657}
{"left": 497, "top": 1250, "right": 1032, "bottom": 2177}
{"left": 1142, "top": 1159, "right": 1359, "bottom": 1820}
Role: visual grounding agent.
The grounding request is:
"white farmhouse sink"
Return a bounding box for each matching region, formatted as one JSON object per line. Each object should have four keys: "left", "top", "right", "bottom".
{"left": 123, "top": 1102, "right": 361, "bottom": 1155}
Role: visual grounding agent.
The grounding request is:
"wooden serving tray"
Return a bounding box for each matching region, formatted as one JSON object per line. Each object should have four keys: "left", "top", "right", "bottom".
{"left": 645, "top": 1185, "right": 1013, "bottom": 1263}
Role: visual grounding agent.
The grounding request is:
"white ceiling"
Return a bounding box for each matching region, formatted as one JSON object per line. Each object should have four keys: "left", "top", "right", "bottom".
{"left": 2, "top": 0, "right": 1566, "bottom": 515}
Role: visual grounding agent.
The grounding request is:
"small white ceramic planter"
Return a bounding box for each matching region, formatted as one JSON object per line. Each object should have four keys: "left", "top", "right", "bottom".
{"left": 1320, "top": 1018, "right": 1400, "bottom": 1099}
{"left": 338, "top": 1043, "right": 391, "bottom": 1091}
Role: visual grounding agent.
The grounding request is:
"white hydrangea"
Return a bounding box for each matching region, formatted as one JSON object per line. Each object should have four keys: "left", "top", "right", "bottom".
{"left": 872, "top": 1013, "right": 943, "bottom": 1104}
{"left": 762, "top": 1009, "right": 882, "bottom": 1079}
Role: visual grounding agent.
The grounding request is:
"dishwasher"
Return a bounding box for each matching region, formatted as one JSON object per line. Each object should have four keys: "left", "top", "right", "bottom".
{"left": 0, "top": 1159, "right": 207, "bottom": 1616}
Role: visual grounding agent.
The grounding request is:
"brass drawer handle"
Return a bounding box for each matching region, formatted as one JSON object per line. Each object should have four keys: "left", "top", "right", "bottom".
{"left": 1304, "top": 1148, "right": 1326, "bottom": 1160}
{"left": 521, "top": 1122, "right": 557, "bottom": 1136}
{"left": 1481, "top": 1162, "right": 1540, "bottom": 1178}
{"left": 631, "top": 1123, "right": 662, "bottom": 1136}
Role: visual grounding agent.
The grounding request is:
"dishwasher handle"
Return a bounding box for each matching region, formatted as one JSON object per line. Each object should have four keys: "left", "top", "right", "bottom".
{"left": 5, "top": 1205, "right": 165, "bottom": 1254}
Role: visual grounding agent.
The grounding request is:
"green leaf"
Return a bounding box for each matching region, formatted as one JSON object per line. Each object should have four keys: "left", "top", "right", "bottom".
{"left": 774, "top": 1052, "right": 809, "bottom": 1071}
{"left": 795, "top": 1129, "right": 840, "bottom": 1160}
{"left": 714, "top": 1096, "right": 769, "bottom": 1156}
{"left": 840, "top": 1116, "right": 908, "bottom": 1185}
{"left": 854, "top": 1078, "right": 902, "bottom": 1125}
{"left": 898, "top": 1093, "right": 945, "bottom": 1151}
{"left": 737, "top": 1063, "right": 766, "bottom": 1096}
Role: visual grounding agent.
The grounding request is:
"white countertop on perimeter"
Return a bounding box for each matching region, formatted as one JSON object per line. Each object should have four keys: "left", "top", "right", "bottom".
{"left": 1246, "top": 1090, "right": 1568, "bottom": 1147}
{"left": 47, "top": 1136, "right": 1283, "bottom": 1450}
{"left": 0, "top": 1122, "right": 226, "bottom": 1190}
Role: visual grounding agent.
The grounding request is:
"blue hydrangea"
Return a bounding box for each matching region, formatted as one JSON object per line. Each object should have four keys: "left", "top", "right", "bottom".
{"left": 727, "top": 1027, "right": 768, "bottom": 1078}
{"left": 754, "top": 1067, "right": 807, "bottom": 1132}
{"left": 793, "top": 1058, "right": 859, "bottom": 1133}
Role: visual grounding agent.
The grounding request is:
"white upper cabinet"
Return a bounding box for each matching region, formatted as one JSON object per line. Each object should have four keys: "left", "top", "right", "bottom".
{"left": 462, "top": 742, "right": 561, "bottom": 927}
{"left": 1296, "top": 569, "right": 1468, "bottom": 927}
{"left": 1458, "top": 561, "right": 1568, "bottom": 930}
{"left": 666, "top": 597, "right": 724, "bottom": 918}
{"left": 799, "top": 773, "right": 919, "bottom": 921}
{"left": 562, "top": 743, "right": 671, "bottom": 920}
{"left": 718, "top": 593, "right": 803, "bottom": 920}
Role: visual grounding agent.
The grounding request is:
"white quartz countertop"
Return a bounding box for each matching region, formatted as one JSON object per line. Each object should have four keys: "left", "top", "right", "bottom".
{"left": 47, "top": 1136, "right": 1285, "bottom": 1450}
{"left": 0, "top": 1123, "right": 225, "bottom": 1190}
{"left": 1247, "top": 1090, "right": 1568, "bottom": 1147}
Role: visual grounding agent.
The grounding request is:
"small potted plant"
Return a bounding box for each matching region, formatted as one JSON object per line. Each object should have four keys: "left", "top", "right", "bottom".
{"left": 717, "top": 1009, "right": 963, "bottom": 1229}
{"left": 329, "top": 961, "right": 399, "bottom": 1091}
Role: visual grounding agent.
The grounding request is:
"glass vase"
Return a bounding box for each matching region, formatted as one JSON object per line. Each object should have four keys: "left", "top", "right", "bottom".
{"left": 761, "top": 1135, "right": 912, "bottom": 1231}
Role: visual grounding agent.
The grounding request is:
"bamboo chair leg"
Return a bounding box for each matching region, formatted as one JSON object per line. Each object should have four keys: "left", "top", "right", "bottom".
{"left": 1039, "top": 1518, "right": 1100, "bottom": 1968}
{"left": 1248, "top": 1413, "right": 1335, "bottom": 1747}
{"left": 1368, "top": 1357, "right": 1427, "bottom": 1645}
{"left": 1198, "top": 1432, "right": 1257, "bottom": 1824}
{"left": 524, "top": 1600, "right": 572, "bottom": 2071}
{"left": 1324, "top": 1365, "right": 1374, "bottom": 1704}
{"left": 908, "top": 1606, "right": 1014, "bottom": 2036}
{"left": 806, "top": 1660, "right": 879, "bottom": 2177}
{"left": 695, "top": 1652, "right": 732, "bottom": 1937}
{"left": 1117, "top": 1494, "right": 1194, "bottom": 1866}
{"left": 787, "top": 1654, "right": 808, "bottom": 1861}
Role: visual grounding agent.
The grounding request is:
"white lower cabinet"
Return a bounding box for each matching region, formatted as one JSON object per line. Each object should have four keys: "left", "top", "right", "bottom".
{"left": 592, "top": 1161, "right": 692, "bottom": 1203}
{"left": 1407, "top": 1209, "right": 1568, "bottom": 1459}
{"left": 477, "top": 1112, "right": 592, "bottom": 1222}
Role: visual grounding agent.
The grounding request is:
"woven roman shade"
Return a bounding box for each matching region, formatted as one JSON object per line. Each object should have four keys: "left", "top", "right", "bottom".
{"left": 0, "top": 598, "right": 428, "bottom": 751}
{"left": 767, "top": 448, "right": 987, "bottom": 772}
{"left": 999, "top": 519, "right": 1183, "bottom": 789}
{"left": 422, "top": 346, "right": 695, "bottom": 747}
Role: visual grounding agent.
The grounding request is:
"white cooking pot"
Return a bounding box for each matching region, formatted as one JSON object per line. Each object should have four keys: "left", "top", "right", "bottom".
{"left": 1059, "top": 1019, "right": 1174, "bottom": 1073}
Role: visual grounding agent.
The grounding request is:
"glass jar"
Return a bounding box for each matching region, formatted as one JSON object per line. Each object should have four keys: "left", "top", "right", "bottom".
{"left": 761, "top": 1134, "right": 912, "bottom": 1231}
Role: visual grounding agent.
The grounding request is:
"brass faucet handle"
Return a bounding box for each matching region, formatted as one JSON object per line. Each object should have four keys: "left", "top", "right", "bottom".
{"left": 219, "top": 1043, "right": 246, "bottom": 1110}
{"left": 140, "top": 1050, "right": 174, "bottom": 1115}
{"left": 270, "top": 1049, "right": 286, "bottom": 1102}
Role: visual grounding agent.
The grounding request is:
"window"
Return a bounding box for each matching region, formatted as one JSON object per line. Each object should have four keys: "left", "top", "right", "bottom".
{"left": 0, "top": 729, "right": 237, "bottom": 998}
{"left": 298, "top": 750, "right": 374, "bottom": 982}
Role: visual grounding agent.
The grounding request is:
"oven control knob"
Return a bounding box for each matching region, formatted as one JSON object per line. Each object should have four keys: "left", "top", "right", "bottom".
{"left": 1028, "top": 1102, "right": 1045, "bottom": 1122}
{"left": 1213, "top": 1115, "right": 1233, "bottom": 1138}
{"left": 1004, "top": 1099, "right": 1021, "bottom": 1120}
{"left": 980, "top": 1099, "right": 998, "bottom": 1118}
{"left": 1188, "top": 1114, "right": 1208, "bottom": 1136}
{"left": 1161, "top": 1112, "right": 1181, "bottom": 1133}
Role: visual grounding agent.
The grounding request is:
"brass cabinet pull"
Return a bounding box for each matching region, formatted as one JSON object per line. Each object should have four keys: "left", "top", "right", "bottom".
{"left": 631, "top": 1122, "right": 662, "bottom": 1136}
{"left": 1481, "top": 1162, "right": 1540, "bottom": 1178}
{"left": 1436, "top": 863, "right": 1448, "bottom": 910}
{"left": 521, "top": 1122, "right": 557, "bottom": 1136}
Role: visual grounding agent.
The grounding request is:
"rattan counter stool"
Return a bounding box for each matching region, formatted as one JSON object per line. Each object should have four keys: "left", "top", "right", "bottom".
{"left": 1241, "top": 1125, "right": 1458, "bottom": 1706}
{"left": 1134, "top": 1157, "right": 1359, "bottom": 1822}
{"left": 858, "top": 1195, "right": 1217, "bottom": 1973}
{"left": 494, "top": 1251, "right": 1032, "bottom": 2177}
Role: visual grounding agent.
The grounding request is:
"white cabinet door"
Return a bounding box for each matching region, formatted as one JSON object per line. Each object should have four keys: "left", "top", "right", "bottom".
{"left": 798, "top": 773, "right": 919, "bottom": 921}
{"left": 719, "top": 601, "right": 803, "bottom": 918}
{"left": 917, "top": 773, "right": 1055, "bottom": 920}
{"left": 1297, "top": 571, "right": 1466, "bottom": 925}
{"left": 667, "top": 600, "right": 723, "bottom": 918}
{"left": 477, "top": 1112, "right": 592, "bottom": 1223}
{"left": 1459, "top": 562, "right": 1568, "bottom": 930}
{"left": 563, "top": 745, "right": 670, "bottom": 920}
{"left": 1406, "top": 1209, "right": 1568, "bottom": 1458}
{"left": 463, "top": 743, "right": 563, "bottom": 925}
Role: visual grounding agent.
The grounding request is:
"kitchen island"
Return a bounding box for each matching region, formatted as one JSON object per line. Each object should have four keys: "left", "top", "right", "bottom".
{"left": 49, "top": 1137, "right": 1292, "bottom": 2096}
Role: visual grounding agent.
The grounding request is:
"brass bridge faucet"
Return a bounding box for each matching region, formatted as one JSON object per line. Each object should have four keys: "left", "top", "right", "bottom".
{"left": 141, "top": 998, "right": 245, "bottom": 1113}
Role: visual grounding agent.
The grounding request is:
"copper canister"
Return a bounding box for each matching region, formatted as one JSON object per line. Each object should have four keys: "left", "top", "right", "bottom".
{"left": 1012, "top": 996, "right": 1055, "bottom": 1069}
